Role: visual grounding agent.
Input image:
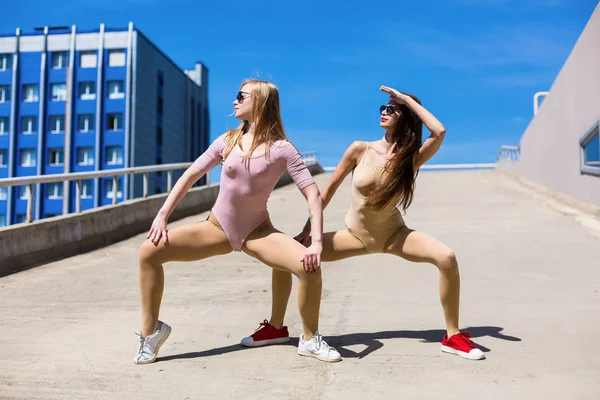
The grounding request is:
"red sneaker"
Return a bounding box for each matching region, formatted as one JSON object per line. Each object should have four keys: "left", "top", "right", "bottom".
{"left": 240, "top": 320, "right": 290, "bottom": 347}
{"left": 441, "top": 332, "right": 485, "bottom": 360}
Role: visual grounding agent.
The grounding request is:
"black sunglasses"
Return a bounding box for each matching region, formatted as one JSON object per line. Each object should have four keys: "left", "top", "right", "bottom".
{"left": 236, "top": 91, "right": 250, "bottom": 103}
{"left": 379, "top": 105, "right": 397, "bottom": 115}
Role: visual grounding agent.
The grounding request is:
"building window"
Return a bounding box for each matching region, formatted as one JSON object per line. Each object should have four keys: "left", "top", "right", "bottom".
{"left": 51, "top": 83, "right": 67, "bottom": 102}
{"left": 107, "top": 113, "right": 123, "bottom": 131}
{"left": 0, "top": 54, "right": 11, "bottom": 71}
{"left": 23, "top": 84, "right": 39, "bottom": 102}
{"left": 49, "top": 115, "right": 65, "bottom": 134}
{"left": 48, "top": 148, "right": 64, "bottom": 166}
{"left": 0, "top": 149, "right": 6, "bottom": 166}
{"left": 18, "top": 185, "right": 29, "bottom": 199}
{"left": 157, "top": 98, "right": 163, "bottom": 115}
{"left": 0, "top": 117, "right": 8, "bottom": 135}
{"left": 107, "top": 81, "right": 124, "bottom": 99}
{"left": 21, "top": 116, "right": 37, "bottom": 134}
{"left": 20, "top": 149, "right": 36, "bottom": 167}
{"left": 0, "top": 214, "right": 5, "bottom": 227}
{"left": 80, "top": 51, "right": 97, "bottom": 68}
{"left": 105, "top": 178, "right": 123, "bottom": 199}
{"left": 0, "top": 85, "right": 9, "bottom": 103}
{"left": 79, "top": 82, "right": 96, "bottom": 100}
{"left": 77, "top": 147, "right": 94, "bottom": 166}
{"left": 0, "top": 187, "right": 6, "bottom": 200}
{"left": 106, "top": 146, "right": 123, "bottom": 165}
{"left": 78, "top": 114, "right": 94, "bottom": 132}
{"left": 156, "top": 127, "right": 162, "bottom": 145}
{"left": 47, "top": 182, "right": 63, "bottom": 199}
{"left": 580, "top": 121, "right": 600, "bottom": 176}
{"left": 108, "top": 49, "right": 126, "bottom": 67}
{"left": 51, "top": 52, "right": 67, "bottom": 69}
{"left": 16, "top": 214, "right": 26, "bottom": 223}
{"left": 81, "top": 179, "right": 93, "bottom": 199}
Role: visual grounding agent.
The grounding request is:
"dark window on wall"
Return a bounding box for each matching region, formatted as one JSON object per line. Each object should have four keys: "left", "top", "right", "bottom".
{"left": 156, "top": 71, "right": 163, "bottom": 174}
{"left": 157, "top": 73, "right": 164, "bottom": 99}
{"left": 0, "top": 54, "right": 12, "bottom": 71}
{"left": 107, "top": 113, "right": 123, "bottom": 131}
{"left": 580, "top": 121, "right": 600, "bottom": 176}
{"left": 190, "top": 98, "right": 195, "bottom": 161}
{"left": 51, "top": 52, "right": 67, "bottom": 69}
{"left": 156, "top": 127, "right": 163, "bottom": 146}
{"left": 157, "top": 98, "right": 163, "bottom": 115}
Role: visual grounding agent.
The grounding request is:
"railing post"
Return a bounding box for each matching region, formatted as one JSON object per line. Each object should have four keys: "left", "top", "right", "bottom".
{"left": 533, "top": 91, "right": 549, "bottom": 115}
{"left": 143, "top": 173, "right": 148, "bottom": 198}
{"left": 167, "top": 170, "right": 173, "bottom": 192}
{"left": 75, "top": 180, "right": 81, "bottom": 213}
{"left": 206, "top": 171, "right": 210, "bottom": 186}
{"left": 112, "top": 175, "right": 118, "bottom": 205}
{"left": 26, "top": 184, "right": 34, "bottom": 223}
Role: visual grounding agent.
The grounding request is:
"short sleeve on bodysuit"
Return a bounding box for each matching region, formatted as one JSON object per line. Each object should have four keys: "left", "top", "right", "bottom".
{"left": 278, "top": 141, "right": 315, "bottom": 191}
{"left": 192, "top": 133, "right": 227, "bottom": 175}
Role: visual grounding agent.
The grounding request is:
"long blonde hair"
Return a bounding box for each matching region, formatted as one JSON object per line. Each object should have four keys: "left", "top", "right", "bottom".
{"left": 223, "top": 79, "right": 288, "bottom": 161}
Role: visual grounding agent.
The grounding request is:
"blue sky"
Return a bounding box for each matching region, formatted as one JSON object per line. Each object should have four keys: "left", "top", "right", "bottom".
{"left": 2, "top": 0, "right": 598, "bottom": 167}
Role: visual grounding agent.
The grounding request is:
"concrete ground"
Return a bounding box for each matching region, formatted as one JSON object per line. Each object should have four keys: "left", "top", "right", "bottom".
{"left": 1, "top": 171, "right": 599, "bottom": 400}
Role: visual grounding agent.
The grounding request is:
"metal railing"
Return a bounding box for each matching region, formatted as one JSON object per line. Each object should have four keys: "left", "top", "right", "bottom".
{"left": 0, "top": 163, "right": 195, "bottom": 224}
{"left": 534, "top": 91, "right": 549, "bottom": 115}
{"left": 323, "top": 163, "right": 497, "bottom": 173}
{"left": 300, "top": 151, "right": 317, "bottom": 166}
{"left": 497, "top": 145, "right": 521, "bottom": 161}
{"left": 0, "top": 151, "right": 319, "bottom": 225}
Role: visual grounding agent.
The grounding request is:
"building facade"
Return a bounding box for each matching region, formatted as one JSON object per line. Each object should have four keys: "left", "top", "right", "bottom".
{"left": 0, "top": 23, "right": 209, "bottom": 226}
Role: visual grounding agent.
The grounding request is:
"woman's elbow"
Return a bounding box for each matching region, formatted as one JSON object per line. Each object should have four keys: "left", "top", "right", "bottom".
{"left": 434, "top": 127, "right": 446, "bottom": 138}
{"left": 181, "top": 167, "right": 201, "bottom": 185}
{"left": 308, "top": 190, "right": 323, "bottom": 207}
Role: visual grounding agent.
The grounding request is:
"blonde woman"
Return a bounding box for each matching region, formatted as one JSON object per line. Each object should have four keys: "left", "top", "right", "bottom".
{"left": 134, "top": 79, "right": 341, "bottom": 364}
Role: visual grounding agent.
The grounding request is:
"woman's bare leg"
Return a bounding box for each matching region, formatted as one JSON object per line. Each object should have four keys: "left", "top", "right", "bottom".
{"left": 138, "top": 221, "right": 232, "bottom": 336}
{"left": 385, "top": 227, "right": 460, "bottom": 337}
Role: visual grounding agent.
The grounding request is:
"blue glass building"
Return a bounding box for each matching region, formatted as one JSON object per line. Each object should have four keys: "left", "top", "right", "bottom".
{"left": 0, "top": 23, "right": 209, "bottom": 226}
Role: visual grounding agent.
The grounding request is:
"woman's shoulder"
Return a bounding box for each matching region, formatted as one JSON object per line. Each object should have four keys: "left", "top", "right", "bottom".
{"left": 212, "top": 132, "right": 230, "bottom": 145}
{"left": 344, "top": 140, "right": 369, "bottom": 159}
{"left": 270, "top": 139, "right": 297, "bottom": 152}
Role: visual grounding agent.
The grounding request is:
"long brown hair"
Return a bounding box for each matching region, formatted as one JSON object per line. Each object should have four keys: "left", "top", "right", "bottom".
{"left": 223, "top": 79, "right": 288, "bottom": 161}
{"left": 365, "top": 93, "right": 423, "bottom": 212}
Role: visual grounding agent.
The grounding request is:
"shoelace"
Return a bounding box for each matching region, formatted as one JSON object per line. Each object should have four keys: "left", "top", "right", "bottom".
{"left": 454, "top": 332, "right": 476, "bottom": 349}
{"left": 314, "top": 333, "right": 338, "bottom": 354}
{"left": 255, "top": 319, "right": 270, "bottom": 332}
{"left": 135, "top": 331, "right": 151, "bottom": 358}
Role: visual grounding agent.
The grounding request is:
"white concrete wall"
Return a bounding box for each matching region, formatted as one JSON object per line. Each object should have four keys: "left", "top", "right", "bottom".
{"left": 518, "top": 4, "right": 600, "bottom": 206}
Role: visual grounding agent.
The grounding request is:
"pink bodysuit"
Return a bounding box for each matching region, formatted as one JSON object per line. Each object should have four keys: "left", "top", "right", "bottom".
{"left": 192, "top": 133, "right": 315, "bottom": 251}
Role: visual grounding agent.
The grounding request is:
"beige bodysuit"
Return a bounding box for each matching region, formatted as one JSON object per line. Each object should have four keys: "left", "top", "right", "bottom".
{"left": 344, "top": 143, "right": 406, "bottom": 253}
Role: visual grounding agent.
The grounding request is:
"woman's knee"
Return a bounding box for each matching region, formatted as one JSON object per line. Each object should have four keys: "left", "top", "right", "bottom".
{"left": 139, "top": 240, "right": 160, "bottom": 265}
{"left": 298, "top": 268, "right": 322, "bottom": 285}
{"left": 437, "top": 249, "right": 458, "bottom": 271}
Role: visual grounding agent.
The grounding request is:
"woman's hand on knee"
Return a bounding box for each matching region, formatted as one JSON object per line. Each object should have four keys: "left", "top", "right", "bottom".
{"left": 147, "top": 213, "right": 169, "bottom": 246}
{"left": 301, "top": 241, "right": 322, "bottom": 273}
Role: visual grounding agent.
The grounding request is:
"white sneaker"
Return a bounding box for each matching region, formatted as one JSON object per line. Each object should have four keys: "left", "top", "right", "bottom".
{"left": 134, "top": 320, "right": 171, "bottom": 365}
{"left": 297, "top": 331, "right": 342, "bottom": 362}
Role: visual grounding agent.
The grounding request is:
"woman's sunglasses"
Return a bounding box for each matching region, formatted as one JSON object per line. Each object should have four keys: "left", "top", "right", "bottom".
{"left": 236, "top": 91, "right": 250, "bottom": 104}
{"left": 380, "top": 105, "right": 397, "bottom": 115}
